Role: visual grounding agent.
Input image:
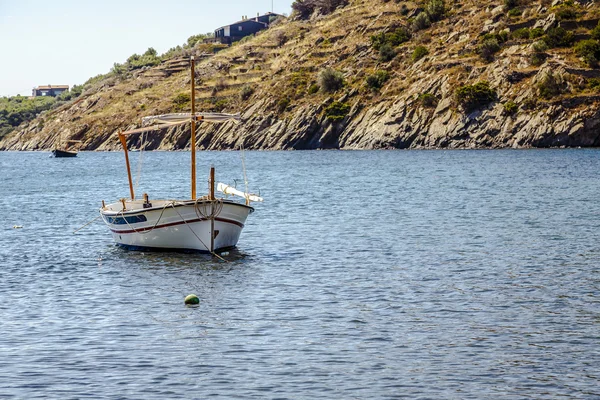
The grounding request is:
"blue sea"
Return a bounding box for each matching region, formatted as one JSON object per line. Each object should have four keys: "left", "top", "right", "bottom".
{"left": 0, "top": 149, "right": 598, "bottom": 399}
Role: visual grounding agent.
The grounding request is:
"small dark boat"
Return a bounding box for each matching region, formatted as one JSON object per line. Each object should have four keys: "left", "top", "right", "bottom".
{"left": 52, "top": 149, "right": 78, "bottom": 157}
{"left": 51, "top": 139, "right": 81, "bottom": 158}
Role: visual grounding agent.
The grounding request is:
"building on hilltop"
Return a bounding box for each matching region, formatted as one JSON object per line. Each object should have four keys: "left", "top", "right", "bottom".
{"left": 32, "top": 85, "right": 69, "bottom": 97}
{"left": 210, "top": 12, "right": 283, "bottom": 45}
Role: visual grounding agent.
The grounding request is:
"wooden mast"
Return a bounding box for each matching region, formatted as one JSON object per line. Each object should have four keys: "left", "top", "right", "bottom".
{"left": 210, "top": 166, "right": 215, "bottom": 253}
{"left": 190, "top": 56, "right": 197, "bottom": 200}
{"left": 118, "top": 131, "right": 135, "bottom": 200}
{"left": 209, "top": 167, "right": 215, "bottom": 200}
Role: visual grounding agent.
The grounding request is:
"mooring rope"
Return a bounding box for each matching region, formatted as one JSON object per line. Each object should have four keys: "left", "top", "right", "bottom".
{"left": 194, "top": 198, "right": 223, "bottom": 220}
{"left": 73, "top": 214, "right": 102, "bottom": 234}
{"left": 171, "top": 202, "right": 228, "bottom": 262}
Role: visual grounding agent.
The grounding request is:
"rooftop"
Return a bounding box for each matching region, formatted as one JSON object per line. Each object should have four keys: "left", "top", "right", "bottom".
{"left": 35, "top": 85, "right": 69, "bottom": 90}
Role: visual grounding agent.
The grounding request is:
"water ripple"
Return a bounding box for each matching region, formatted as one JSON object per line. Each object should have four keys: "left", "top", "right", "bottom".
{"left": 0, "top": 150, "right": 599, "bottom": 399}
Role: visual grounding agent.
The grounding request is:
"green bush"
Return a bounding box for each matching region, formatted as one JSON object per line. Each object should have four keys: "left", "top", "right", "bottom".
{"left": 370, "top": 28, "right": 411, "bottom": 50}
{"left": 172, "top": 92, "right": 191, "bottom": 110}
{"left": 544, "top": 27, "right": 575, "bottom": 48}
{"left": 591, "top": 22, "right": 600, "bottom": 41}
{"left": 366, "top": 70, "right": 390, "bottom": 91}
{"left": 324, "top": 101, "right": 350, "bottom": 121}
{"left": 318, "top": 68, "right": 345, "bottom": 92}
{"left": 574, "top": 39, "right": 600, "bottom": 67}
{"left": 554, "top": 5, "right": 578, "bottom": 21}
{"left": 161, "top": 45, "right": 183, "bottom": 60}
{"left": 537, "top": 72, "right": 564, "bottom": 99}
{"left": 532, "top": 40, "right": 548, "bottom": 53}
{"left": 425, "top": 0, "right": 446, "bottom": 22}
{"left": 71, "top": 84, "right": 84, "bottom": 98}
{"left": 111, "top": 62, "right": 127, "bottom": 78}
{"left": 418, "top": 93, "right": 438, "bottom": 108}
{"left": 503, "top": 101, "right": 518, "bottom": 115}
{"left": 589, "top": 77, "right": 600, "bottom": 90}
{"left": 56, "top": 91, "right": 72, "bottom": 102}
{"left": 125, "top": 48, "right": 161, "bottom": 70}
{"left": 455, "top": 81, "right": 497, "bottom": 112}
{"left": 379, "top": 43, "right": 397, "bottom": 61}
{"left": 512, "top": 28, "right": 531, "bottom": 40}
{"left": 158, "top": 32, "right": 213, "bottom": 60}
{"left": 185, "top": 33, "right": 213, "bottom": 48}
{"left": 530, "top": 52, "right": 547, "bottom": 66}
{"left": 412, "top": 12, "right": 431, "bottom": 31}
{"left": 211, "top": 99, "right": 229, "bottom": 112}
{"left": 477, "top": 31, "right": 508, "bottom": 62}
{"left": 529, "top": 28, "right": 544, "bottom": 39}
{"left": 530, "top": 40, "right": 549, "bottom": 66}
{"left": 508, "top": 8, "right": 522, "bottom": 17}
{"left": 56, "top": 84, "right": 84, "bottom": 102}
{"left": 308, "top": 84, "right": 320, "bottom": 94}
{"left": 479, "top": 37, "right": 501, "bottom": 61}
{"left": 84, "top": 73, "right": 109, "bottom": 87}
{"left": 412, "top": 45, "right": 429, "bottom": 62}
{"left": 491, "top": 31, "right": 509, "bottom": 43}
{"left": 277, "top": 97, "right": 290, "bottom": 113}
{"left": 240, "top": 85, "right": 255, "bottom": 101}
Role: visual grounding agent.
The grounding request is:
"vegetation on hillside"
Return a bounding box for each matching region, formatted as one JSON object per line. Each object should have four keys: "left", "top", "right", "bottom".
{"left": 110, "top": 33, "right": 215, "bottom": 77}
{"left": 0, "top": 96, "right": 54, "bottom": 139}
{"left": 105, "top": 33, "right": 217, "bottom": 84}
{"left": 0, "top": 85, "right": 83, "bottom": 139}
{"left": 456, "top": 82, "right": 497, "bottom": 112}
{"left": 7, "top": 0, "right": 600, "bottom": 150}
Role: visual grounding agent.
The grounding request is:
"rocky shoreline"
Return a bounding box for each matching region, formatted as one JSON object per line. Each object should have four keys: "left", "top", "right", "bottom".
{"left": 3, "top": 1, "right": 600, "bottom": 151}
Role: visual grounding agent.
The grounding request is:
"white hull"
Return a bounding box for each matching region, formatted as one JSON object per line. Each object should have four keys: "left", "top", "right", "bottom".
{"left": 100, "top": 199, "right": 253, "bottom": 252}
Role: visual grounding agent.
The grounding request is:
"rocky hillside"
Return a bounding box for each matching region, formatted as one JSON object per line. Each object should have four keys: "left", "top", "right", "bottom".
{"left": 3, "top": 0, "right": 600, "bottom": 151}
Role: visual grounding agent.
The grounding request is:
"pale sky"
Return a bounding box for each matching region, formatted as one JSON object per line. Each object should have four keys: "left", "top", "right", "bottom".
{"left": 0, "top": 0, "right": 294, "bottom": 97}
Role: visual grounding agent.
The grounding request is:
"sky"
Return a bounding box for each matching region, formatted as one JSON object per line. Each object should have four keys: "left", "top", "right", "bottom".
{"left": 0, "top": 0, "right": 295, "bottom": 97}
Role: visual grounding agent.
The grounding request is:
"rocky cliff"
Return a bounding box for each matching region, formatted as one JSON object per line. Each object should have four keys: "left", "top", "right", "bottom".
{"left": 3, "top": 0, "right": 600, "bottom": 151}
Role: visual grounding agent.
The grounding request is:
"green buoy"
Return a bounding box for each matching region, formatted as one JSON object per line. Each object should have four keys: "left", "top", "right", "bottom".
{"left": 184, "top": 294, "right": 200, "bottom": 305}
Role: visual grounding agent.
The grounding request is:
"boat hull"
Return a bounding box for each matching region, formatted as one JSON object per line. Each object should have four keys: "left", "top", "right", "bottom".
{"left": 100, "top": 199, "right": 253, "bottom": 253}
{"left": 52, "top": 149, "right": 77, "bottom": 157}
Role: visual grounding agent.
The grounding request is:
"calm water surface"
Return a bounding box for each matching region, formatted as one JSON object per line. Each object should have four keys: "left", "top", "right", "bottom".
{"left": 0, "top": 150, "right": 598, "bottom": 399}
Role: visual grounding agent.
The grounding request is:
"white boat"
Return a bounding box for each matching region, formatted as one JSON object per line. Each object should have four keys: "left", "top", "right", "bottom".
{"left": 100, "top": 197, "right": 254, "bottom": 252}
{"left": 100, "top": 56, "right": 262, "bottom": 253}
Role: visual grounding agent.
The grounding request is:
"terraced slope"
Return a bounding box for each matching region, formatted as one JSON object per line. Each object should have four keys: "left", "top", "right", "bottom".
{"left": 3, "top": 0, "right": 600, "bottom": 150}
